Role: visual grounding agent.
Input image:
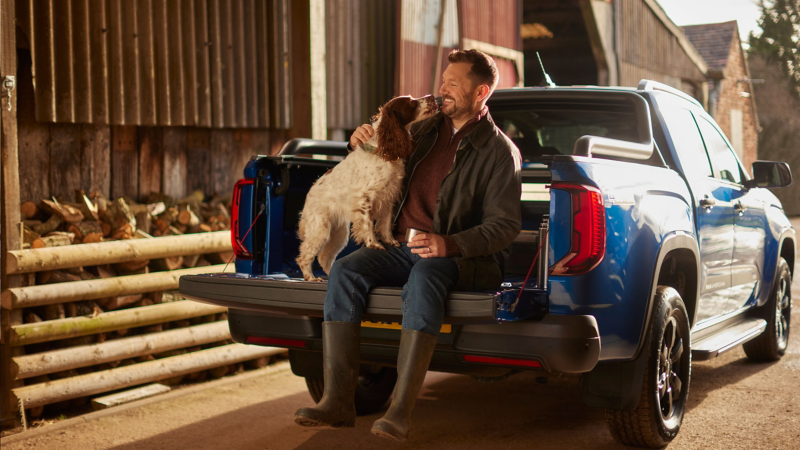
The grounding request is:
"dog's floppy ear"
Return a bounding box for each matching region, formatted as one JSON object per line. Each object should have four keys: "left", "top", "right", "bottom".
{"left": 376, "top": 98, "right": 414, "bottom": 161}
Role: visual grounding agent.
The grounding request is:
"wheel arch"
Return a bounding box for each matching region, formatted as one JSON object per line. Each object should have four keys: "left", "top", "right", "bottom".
{"left": 779, "top": 235, "right": 795, "bottom": 279}
{"left": 633, "top": 232, "right": 700, "bottom": 360}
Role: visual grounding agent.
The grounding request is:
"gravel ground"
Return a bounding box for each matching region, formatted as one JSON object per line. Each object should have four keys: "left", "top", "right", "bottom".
{"left": 3, "top": 219, "right": 799, "bottom": 450}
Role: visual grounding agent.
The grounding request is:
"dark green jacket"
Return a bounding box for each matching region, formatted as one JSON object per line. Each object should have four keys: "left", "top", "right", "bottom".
{"left": 394, "top": 111, "right": 522, "bottom": 291}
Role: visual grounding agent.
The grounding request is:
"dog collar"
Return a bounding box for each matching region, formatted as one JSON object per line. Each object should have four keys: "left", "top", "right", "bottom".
{"left": 362, "top": 143, "right": 377, "bottom": 153}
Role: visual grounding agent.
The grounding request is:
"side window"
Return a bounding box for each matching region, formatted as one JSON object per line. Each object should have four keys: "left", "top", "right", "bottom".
{"left": 696, "top": 116, "right": 742, "bottom": 184}
{"left": 660, "top": 106, "right": 712, "bottom": 178}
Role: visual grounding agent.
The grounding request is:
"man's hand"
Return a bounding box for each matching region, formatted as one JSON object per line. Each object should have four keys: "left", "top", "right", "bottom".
{"left": 408, "top": 233, "right": 447, "bottom": 258}
{"left": 349, "top": 124, "right": 375, "bottom": 149}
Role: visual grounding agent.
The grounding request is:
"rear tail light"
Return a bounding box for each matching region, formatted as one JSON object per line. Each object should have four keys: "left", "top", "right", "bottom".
{"left": 550, "top": 182, "right": 605, "bottom": 275}
{"left": 463, "top": 355, "right": 542, "bottom": 368}
{"left": 246, "top": 336, "right": 308, "bottom": 348}
{"left": 231, "top": 178, "right": 255, "bottom": 260}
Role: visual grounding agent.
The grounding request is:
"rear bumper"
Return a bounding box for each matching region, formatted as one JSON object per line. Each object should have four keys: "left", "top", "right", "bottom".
{"left": 229, "top": 309, "right": 601, "bottom": 374}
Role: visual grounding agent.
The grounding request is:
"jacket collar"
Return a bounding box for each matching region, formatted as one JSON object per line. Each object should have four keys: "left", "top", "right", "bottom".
{"left": 415, "top": 108, "right": 497, "bottom": 149}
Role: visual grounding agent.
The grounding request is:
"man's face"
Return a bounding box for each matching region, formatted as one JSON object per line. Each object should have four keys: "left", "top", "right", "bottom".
{"left": 439, "top": 62, "right": 483, "bottom": 120}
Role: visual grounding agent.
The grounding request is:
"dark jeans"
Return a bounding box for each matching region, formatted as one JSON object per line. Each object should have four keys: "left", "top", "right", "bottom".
{"left": 323, "top": 244, "right": 460, "bottom": 336}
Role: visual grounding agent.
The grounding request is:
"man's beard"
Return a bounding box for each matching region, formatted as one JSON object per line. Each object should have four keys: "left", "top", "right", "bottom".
{"left": 441, "top": 96, "right": 472, "bottom": 120}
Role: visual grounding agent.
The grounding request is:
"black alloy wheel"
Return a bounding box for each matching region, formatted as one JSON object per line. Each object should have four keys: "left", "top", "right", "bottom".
{"left": 605, "top": 286, "right": 692, "bottom": 448}
{"left": 744, "top": 257, "right": 792, "bottom": 361}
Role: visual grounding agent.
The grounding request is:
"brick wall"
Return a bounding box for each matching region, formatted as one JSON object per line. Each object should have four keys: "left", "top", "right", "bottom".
{"left": 712, "top": 33, "right": 759, "bottom": 176}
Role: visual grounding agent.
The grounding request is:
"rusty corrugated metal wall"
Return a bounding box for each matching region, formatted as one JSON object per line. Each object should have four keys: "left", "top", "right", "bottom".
{"left": 458, "top": 0, "right": 521, "bottom": 88}
{"left": 326, "top": 0, "right": 396, "bottom": 130}
{"left": 25, "top": 0, "right": 290, "bottom": 128}
{"left": 398, "top": 0, "right": 459, "bottom": 97}
{"left": 398, "top": 0, "right": 521, "bottom": 97}
{"left": 617, "top": 0, "right": 705, "bottom": 89}
{"left": 457, "top": 0, "right": 519, "bottom": 50}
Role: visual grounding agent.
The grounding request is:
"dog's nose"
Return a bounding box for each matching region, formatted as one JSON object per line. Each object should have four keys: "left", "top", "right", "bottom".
{"left": 434, "top": 96, "right": 443, "bottom": 107}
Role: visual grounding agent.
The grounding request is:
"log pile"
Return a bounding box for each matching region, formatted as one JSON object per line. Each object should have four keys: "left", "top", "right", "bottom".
{"left": 22, "top": 191, "right": 232, "bottom": 248}
{"left": 10, "top": 190, "right": 282, "bottom": 421}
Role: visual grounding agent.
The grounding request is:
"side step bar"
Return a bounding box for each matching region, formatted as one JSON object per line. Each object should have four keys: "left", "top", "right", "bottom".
{"left": 691, "top": 318, "right": 767, "bottom": 361}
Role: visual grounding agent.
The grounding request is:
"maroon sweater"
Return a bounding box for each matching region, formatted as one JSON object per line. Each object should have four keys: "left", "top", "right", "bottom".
{"left": 394, "top": 107, "right": 488, "bottom": 256}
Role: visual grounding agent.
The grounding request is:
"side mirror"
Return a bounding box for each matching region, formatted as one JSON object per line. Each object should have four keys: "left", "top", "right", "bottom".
{"left": 746, "top": 161, "right": 792, "bottom": 189}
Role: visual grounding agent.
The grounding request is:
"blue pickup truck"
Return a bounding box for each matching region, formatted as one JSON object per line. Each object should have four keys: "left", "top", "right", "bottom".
{"left": 180, "top": 80, "right": 794, "bottom": 448}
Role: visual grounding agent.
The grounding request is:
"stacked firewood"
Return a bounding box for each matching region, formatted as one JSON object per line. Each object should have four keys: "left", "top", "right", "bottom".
{"left": 21, "top": 190, "right": 232, "bottom": 250}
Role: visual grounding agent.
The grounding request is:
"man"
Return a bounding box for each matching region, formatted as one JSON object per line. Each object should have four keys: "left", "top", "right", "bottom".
{"left": 294, "top": 49, "right": 522, "bottom": 441}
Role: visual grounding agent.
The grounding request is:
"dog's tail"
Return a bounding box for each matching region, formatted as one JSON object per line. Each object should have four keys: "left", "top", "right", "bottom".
{"left": 317, "top": 219, "right": 349, "bottom": 275}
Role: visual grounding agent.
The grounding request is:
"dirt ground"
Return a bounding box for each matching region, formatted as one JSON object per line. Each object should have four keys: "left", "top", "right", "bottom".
{"left": 3, "top": 220, "right": 799, "bottom": 450}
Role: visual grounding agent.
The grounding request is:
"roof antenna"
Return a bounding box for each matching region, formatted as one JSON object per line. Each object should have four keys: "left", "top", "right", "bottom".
{"left": 537, "top": 52, "right": 555, "bottom": 87}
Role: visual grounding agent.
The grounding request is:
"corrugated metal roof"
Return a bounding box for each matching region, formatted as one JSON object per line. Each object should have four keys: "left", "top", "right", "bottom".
{"left": 26, "top": 0, "right": 290, "bottom": 128}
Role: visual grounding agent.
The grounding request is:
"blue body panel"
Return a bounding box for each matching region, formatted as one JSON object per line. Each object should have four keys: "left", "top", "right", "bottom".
{"left": 548, "top": 157, "right": 693, "bottom": 361}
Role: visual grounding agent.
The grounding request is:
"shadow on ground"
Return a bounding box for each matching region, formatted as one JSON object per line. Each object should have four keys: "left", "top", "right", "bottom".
{"left": 104, "top": 346, "right": 781, "bottom": 450}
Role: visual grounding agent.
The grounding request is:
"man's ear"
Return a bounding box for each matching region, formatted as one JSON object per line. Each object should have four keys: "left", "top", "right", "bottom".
{"left": 475, "top": 84, "right": 489, "bottom": 102}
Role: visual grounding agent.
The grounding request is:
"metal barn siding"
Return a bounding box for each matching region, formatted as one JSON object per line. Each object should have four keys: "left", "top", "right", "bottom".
{"left": 457, "top": 0, "right": 522, "bottom": 88}
{"left": 26, "top": 0, "right": 290, "bottom": 128}
{"left": 325, "top": 0, "right": 397, "bottom": 129}
{"left": 398, "top": 0, "right": 459, "bottom": 97}
{"left": 616, "top": 0, "right": 706, "bottom": 90}
{"left": 457, "top": 0, "right": 520, "bottom": 51}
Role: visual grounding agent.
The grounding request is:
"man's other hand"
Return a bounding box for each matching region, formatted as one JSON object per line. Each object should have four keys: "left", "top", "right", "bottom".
{"left": 408, "top": 233, "right": 447, "bottom": 258}
{"left": 349, "top": 124, "right": 374, "bottom": 149}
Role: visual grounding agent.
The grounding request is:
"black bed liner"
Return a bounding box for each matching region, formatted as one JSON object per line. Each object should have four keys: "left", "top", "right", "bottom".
{"left": 179, "top": 273, "right": 500, "bottom": 324}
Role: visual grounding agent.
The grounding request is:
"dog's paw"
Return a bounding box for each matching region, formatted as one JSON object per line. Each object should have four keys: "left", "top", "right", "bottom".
{"left": 365, "top": 241, "right": 386, "bottom": 251}
{"left": 304, "top": 276, "right": 324, "bottom": 282}
{"left": 383, "top": 238, "right": 401, "bottom": 247}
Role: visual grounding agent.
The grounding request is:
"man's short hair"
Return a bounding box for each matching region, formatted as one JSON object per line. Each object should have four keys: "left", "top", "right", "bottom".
{"left": 447, "top": 49, "right": 499, "bottom": 92}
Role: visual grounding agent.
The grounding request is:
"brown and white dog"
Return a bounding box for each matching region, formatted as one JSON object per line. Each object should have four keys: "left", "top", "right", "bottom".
{"left": 295, "top": 95, "right": 439, "bottom": 281}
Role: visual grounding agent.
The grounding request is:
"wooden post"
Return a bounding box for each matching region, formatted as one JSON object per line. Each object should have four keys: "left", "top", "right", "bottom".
{"left": 13, "top": 345, "right": 286, "bottom": 408}
{"left": 0, "top": 0, "right": 21, "bottom": 428}
{"left": 13, "top": 321, "right": 232, "bottom": 380}
{"left": 288, "top": 0, "right": 311, "bottom": 139}
{"left": 309, "top": 0, "right": 326, "bottom": 140}
{"left": 6, "top": 230, "right": 231, "bottom": 274}
{"left": 3, "top": 264, "right": 228, "bottom": 309}
{"left": 9, "top": 301, "right": 227, "bottom": 346}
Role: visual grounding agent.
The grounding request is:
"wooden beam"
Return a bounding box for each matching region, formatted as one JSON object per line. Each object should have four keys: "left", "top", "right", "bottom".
{"left": 3, "top": 264, "right": 229, "bottom": 309}
{"left": 13, "top": 344, "right": 286, "bottom": 408}
{"left": 288, "top": 0, "right": 311, "bottom": 139}
{"left": 13, "top": 321, "right": 231, "bottom": 380}
{"left": 9, "top": 301, "right": 227, "bottom": 346}
{"left": 6, "top": 230, "right": 231, "bottom": 274}
{"left": 0, "top": 0, "right": 22, "bottom": 427}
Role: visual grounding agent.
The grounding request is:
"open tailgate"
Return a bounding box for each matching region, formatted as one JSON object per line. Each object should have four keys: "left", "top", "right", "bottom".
{"left": 179, "top": 273, "right": 500, "bottom": 324}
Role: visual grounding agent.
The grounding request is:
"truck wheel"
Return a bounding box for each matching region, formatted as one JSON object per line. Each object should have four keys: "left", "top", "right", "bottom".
{"left": 306, "top": 365, "right": 398, "bottom": 416}
{"left": 605, "top": 286, "right": 691, "bottom": 448}
{"left": 744, "top": 257, "right": 792, "bottom": 362}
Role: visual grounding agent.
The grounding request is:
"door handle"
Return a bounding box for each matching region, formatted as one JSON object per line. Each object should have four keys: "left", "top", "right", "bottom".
{"left": 699, "top": 196, "right": 716, "bottom": 209}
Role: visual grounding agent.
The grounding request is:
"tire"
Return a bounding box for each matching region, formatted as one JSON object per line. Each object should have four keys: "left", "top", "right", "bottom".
{"left": 744, "top": 257, "right": 792, "bottom": 361}
{"left": 605, "top": 286, "right": 692, "bottom": 448}
{"left": 305, "top": 365, "right": 398, "bottom": 416}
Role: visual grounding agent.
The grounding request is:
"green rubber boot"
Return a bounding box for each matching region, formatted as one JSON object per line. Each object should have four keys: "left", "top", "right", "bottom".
{"left": 294, "top": 321, "right": 360, "bottom": 428}
{"left": 371, "top": 329, "right": 437, "bottom": 441}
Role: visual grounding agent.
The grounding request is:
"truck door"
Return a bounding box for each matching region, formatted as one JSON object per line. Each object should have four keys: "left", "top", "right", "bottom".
{"left": 660, "top": 105, "right": 733, "bottom": 324}
{"left": 695, "top": 116, "right": 765, "bottom": 313}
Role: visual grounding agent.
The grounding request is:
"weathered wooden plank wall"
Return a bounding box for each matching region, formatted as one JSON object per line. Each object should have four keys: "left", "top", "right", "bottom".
{"left": 16, "top": 48, "right": 286, "bottom": 204}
